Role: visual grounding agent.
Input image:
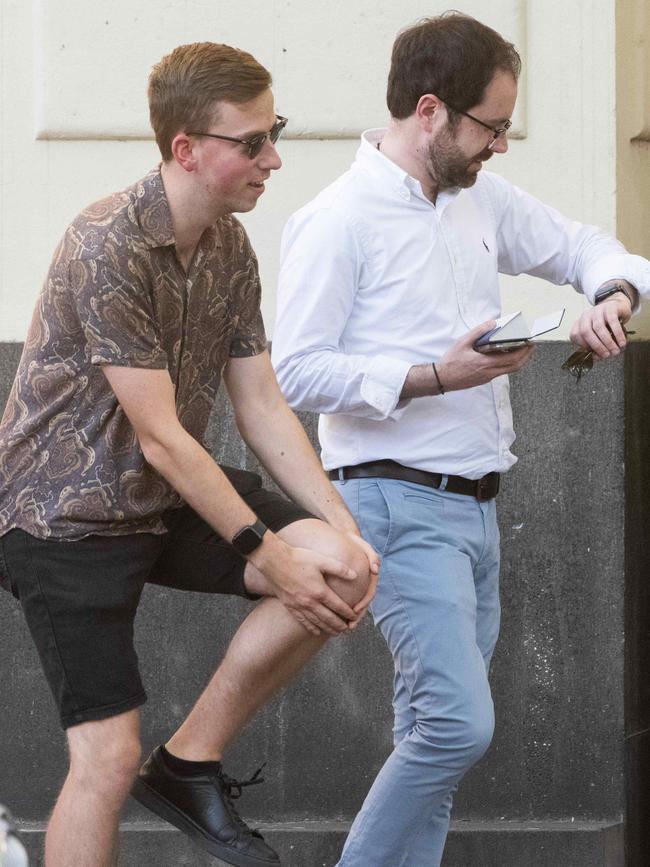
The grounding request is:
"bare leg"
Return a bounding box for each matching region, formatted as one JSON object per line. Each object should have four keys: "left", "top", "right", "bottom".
{"left": 166, "top": 596, "right": 325, "bottom": 761}
{"left": 45, "top": 709, "right": 141, "bottom": 867}
{"left": 166, "top": 519, "right": 370, "bottom": 761}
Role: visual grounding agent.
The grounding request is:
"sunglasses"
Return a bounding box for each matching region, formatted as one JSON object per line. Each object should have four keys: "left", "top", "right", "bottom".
{"left": 561, "top": 325, "right": 635, "bottom": 381}
{"left": 187, "top": 115, "right": 288, "bottom": 159}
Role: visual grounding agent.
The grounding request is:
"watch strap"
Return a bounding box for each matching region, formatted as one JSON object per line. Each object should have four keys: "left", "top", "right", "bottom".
{"left": 594, "top": 282, "right": 632, "bottom": 305}
{"left": 231, "top": 519, "right": 268, "bottom": 556}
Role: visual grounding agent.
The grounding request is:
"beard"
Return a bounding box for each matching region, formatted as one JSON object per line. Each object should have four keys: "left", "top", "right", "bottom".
{"left": 426, "top": 125, "right": 493, "bottom": 191}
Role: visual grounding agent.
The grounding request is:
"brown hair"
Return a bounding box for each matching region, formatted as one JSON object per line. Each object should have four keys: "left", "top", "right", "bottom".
{"left": 387, "top": 12, "right": 521, "bottom": 120}
{"left": 148, "top": 42, "right": 272, "bottom": 161}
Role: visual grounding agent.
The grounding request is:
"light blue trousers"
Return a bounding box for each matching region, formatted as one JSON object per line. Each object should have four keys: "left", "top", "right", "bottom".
{"left": 334, "top": 477, "right": 501, "bottom": 867}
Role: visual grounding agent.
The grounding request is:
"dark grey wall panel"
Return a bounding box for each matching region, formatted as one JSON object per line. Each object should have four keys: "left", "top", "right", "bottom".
{"left": 0, "top": 340, "right": 642, "bottom": 866}
{"left": 0, "top": 343, "right": 23, "bottom": 410}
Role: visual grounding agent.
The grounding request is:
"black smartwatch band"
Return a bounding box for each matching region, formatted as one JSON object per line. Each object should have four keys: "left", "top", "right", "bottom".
{"left": 231, "top": 519, "right": 268, "bottom": 556}
{"left": 594, "top": 282, "right": 631, "bottom": 305}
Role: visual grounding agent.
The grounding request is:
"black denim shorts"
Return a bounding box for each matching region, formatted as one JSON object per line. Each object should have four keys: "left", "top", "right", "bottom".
{"left": 0, "top": 466, "right": 313, "bottom": 730}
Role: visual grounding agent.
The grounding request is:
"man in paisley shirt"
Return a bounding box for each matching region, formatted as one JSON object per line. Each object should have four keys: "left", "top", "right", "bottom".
{"left": 0, "top": 43, "right": 377, "bottom": 867}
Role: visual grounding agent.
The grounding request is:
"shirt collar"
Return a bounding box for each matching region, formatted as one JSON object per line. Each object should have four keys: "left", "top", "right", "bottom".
{"left": 357, "top": 128, "right": 462, "bottom": 211}
{"left": 135, "top": 166, "right": 177, "bottom": 248}
{"left": 135, "top": 165, "right": 222, "bottom": 251}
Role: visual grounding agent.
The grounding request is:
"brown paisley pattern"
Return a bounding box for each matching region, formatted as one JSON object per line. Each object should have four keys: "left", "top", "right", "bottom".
{"left": 0, "top": 166, "right": 266, "bottom": 540}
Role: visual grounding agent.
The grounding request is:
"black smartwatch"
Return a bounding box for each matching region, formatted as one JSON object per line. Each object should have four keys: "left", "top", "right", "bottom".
{"left": 594, "top": 283, "right": 631, "bottom": 305}
{"left": 231, "top": 519, "right": 268, "bottom": 556}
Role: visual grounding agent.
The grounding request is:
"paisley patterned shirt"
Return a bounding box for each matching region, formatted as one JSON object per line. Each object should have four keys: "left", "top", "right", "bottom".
{"left": 0, "top": 167, "right": 266, "bottom": 539}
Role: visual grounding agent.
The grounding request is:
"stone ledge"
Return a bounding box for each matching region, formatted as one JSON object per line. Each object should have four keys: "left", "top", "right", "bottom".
{"left": 17, "top": 818, "right": 624, "bottom": 867}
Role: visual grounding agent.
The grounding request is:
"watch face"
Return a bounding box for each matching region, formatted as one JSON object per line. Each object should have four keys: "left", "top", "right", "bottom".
{"left": 232, "top": 523, "right": 265, "bottom": 556}
{"left": 595, "top": 284, "right": 627, "bottom": 304}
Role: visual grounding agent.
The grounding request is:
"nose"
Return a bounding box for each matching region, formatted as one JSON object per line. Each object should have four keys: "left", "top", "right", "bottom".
{"left": 489, "top": 132, "right": 509, "bottom": 155}
{"left": 258, "top": 139, "right": 282, "bottom": 171}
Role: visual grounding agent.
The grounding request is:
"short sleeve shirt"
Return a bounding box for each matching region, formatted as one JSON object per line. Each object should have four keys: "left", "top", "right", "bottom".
{"left": 0, "top": 166, "right": 267, "bottom": 539}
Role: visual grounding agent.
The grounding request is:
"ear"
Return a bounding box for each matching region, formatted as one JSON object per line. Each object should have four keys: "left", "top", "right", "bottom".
{"left": 414, "top": 93, "right": 445, "bottom": 132}
{"left": 170, "top": 133, "right": 198, "bottom": 173}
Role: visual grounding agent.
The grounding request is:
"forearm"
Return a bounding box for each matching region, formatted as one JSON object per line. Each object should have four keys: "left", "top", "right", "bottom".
{"left": 100, "top": 364, "right": 369, "bottom": 633}
{"left": 143, "top": 427, "right": 261, "bottom": 541}
{"left": 143, "top": 422, "right": 366, "bottom": 631}
{"left": 237, "top": 402, "right": 359, "bottom": 535}
{"left": 398, "top": 320, "right": 536, "bottom": 395}
{"left": 401, "top": 363, "right": 444, "bottom": 399}
{"left": 273, "top": 348, "right": 411, "bottom": 421}
{"left": 492, "top": 175, "right": 643, "bottom": 293}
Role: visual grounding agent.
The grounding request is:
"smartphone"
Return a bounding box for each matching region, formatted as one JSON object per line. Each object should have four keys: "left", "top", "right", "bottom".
{"left": 474, "top": 339, "right": 531, "bottom": 354}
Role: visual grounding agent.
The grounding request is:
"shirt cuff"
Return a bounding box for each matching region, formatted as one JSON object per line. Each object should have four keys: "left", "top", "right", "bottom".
{"left": 360, "top": 355, "right": 413, "bottom": 420}
{"left": 581, "top": 254, "right": 650, "bottom": 311}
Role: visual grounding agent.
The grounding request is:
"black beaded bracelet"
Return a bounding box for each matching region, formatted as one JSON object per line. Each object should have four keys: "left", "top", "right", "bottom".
{"left": 432, "top": 362, "right": 445, "bottom": 395}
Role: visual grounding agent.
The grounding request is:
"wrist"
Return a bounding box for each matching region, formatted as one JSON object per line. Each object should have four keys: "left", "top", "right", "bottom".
{"left": 434, "top": 361, "right": 451, "bottom": 395}
{"left": 231, "top": 519, "right": 268, "bottom": 557}
{"left": 431, "top": 362, "right": 445, "bottom": 395}
{"left": 317, "top": 486, "right": 363, "bottom": 535}
{"left": 324, "top": 511, "right": 359, "bottom": 536}
{"left": 594, "top": 282, "right": 633, "bottom": 307}
{"left": 247, "top": 530, "right": 285, "bottom": 571}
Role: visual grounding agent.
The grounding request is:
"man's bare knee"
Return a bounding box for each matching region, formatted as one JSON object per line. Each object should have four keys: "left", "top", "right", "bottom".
{"left": 270, "top": 518, "right": 372, "bottom": 607}
{"left": 67, "top": 709, "right": 141, "bottom": 796}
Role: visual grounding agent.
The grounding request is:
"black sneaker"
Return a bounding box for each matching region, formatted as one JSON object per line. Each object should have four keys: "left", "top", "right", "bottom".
{"left": 132, "top": 746, "right": 280, "bottom": 867}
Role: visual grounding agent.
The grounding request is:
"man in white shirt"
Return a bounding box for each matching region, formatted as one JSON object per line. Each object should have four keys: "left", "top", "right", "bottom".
{"left": 272, "top": 12, "right": 650, "bottom": 867}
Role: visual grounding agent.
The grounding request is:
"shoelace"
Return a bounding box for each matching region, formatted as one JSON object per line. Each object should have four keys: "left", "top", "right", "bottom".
{"left": 219, "top": 762, "right": 266, "bottom": 799}
{"left": 215, "top": 763, "right": 267, "bottom": 839}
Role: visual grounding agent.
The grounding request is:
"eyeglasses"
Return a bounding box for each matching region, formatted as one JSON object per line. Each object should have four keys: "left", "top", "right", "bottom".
{"left": 444, "top": 101, "right": 512, "bottom": 150}
{"left": 187, "top": 115, "right": 288, "bottom": 159}
{"left": 561, "top": 326, "right": 635, "bottom": 381}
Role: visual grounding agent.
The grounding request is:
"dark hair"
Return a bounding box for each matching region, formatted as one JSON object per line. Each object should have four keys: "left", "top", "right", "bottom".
{"left": 387, "top": 12, "right": 521, "bottom": 119}
{"left": 148, "top": 42, "right": 272, "bottom": 161}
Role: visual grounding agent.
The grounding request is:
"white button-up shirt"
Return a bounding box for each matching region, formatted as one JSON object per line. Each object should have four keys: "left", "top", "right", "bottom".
{"left": 272, "top": 130, "right": 650, "bottom": 479}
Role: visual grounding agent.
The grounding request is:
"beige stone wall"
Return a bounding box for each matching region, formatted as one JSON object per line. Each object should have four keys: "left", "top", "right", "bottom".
{"left": 0, "top": 0, "right": 647, "bottom": 341}
{"left": 617, "top": 0, "right": 650, "bottom": 337}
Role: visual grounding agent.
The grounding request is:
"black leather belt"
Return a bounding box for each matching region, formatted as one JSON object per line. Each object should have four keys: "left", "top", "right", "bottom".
{"left": 328, "top": 460, "right": 500, "bottom": 501}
